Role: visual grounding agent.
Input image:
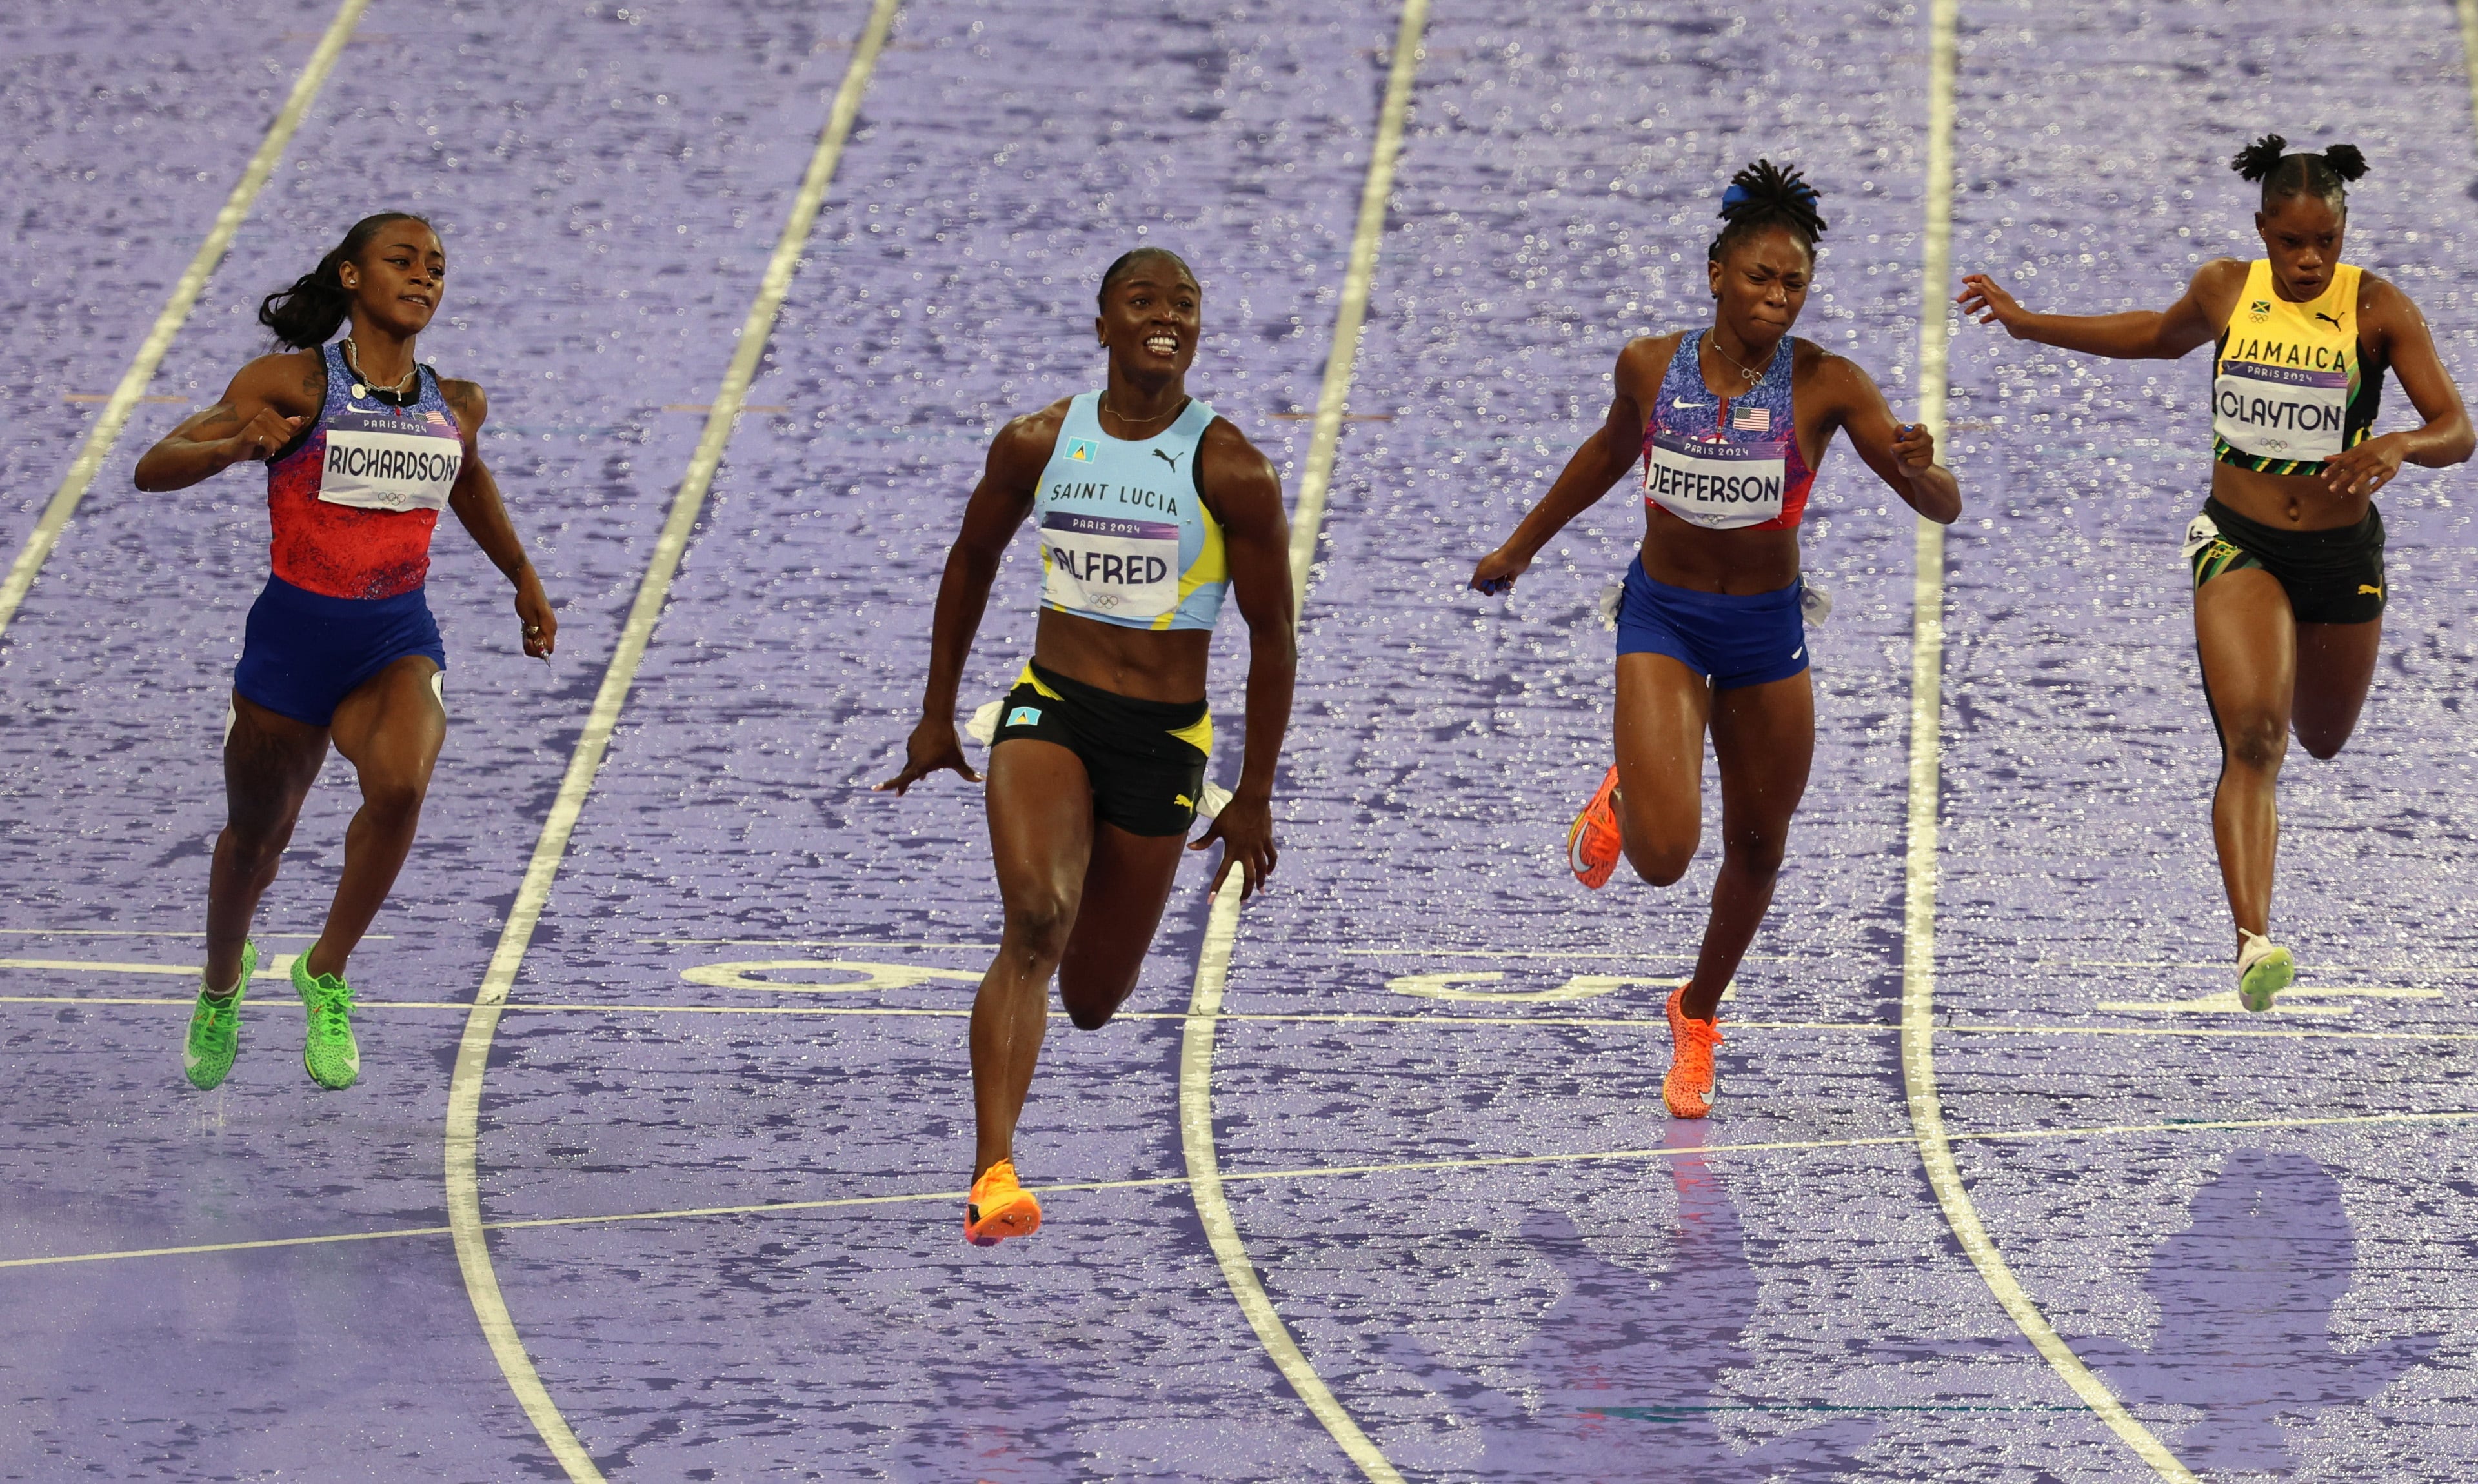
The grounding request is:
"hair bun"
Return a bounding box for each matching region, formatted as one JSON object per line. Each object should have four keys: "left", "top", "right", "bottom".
{"left": 2321, "top": 144, "right": 2369, "bottom": 182}
{"left": 2231, "top": 134, "right": 2287, "bottom": 181}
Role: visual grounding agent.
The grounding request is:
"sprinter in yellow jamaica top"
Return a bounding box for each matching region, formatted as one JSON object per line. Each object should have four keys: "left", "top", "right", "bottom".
{"left": 1958, "top": 135, "right": 2472, "bottom": 1010}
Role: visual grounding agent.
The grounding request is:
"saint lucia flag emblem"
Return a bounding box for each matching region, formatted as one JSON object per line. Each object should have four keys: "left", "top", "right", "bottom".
{"left": 1066, "top": 439, "right": 1097, "bottom": 463}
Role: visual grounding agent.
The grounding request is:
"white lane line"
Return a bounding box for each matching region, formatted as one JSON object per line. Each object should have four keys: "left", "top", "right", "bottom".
{"left": 1178, "top": 6, "right": 1424, "bottom": 1481}
{"left": 439, "top": 5, "right": 902, "bottom": 1479}
{"left": 0, "top": 0, "right": 368, "bottom": 642}
{"left": 1281, "top": 0, "right": 1427, "bottom": 609}
{"left": 1894, "top": 5, "right": 2195, "bottom": 1478}
{"left": 2461, "top": 0, "right": 2478, "bottom": 148}
{"left": 28, "top": 992, "right": 2478, "bottom": 1043}
{"left": 19, "top": 1103, "right": 2476, "bottom": 1275}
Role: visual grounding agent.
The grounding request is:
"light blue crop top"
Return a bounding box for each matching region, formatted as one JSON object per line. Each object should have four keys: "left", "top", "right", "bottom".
{"left": 1031, "top": 392, "right": 1227, "bottom": 632}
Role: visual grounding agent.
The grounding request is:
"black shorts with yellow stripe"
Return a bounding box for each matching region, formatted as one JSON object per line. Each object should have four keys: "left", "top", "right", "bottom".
{"left": 991, "top": 661, "right": 1212, "bottom": 837}
{"left": 2182, "top": 497, "right": 2386, "bottom": 626}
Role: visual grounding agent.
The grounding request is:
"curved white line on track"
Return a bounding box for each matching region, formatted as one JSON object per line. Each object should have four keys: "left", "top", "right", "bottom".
{"left": 1176, "top": 5, "right": 1425, "bottom": 1481}
{"left": 440, "top": 5, "right": 903, "bottom": 1479}
{"left": 0, "top": 0, "right": 369, "bottom": 641}
{"left": 1895, "top": 4, "right": 2195, "bottom": 1478}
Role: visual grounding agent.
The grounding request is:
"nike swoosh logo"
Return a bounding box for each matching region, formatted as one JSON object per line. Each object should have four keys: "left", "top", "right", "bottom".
{"left": 1791, "top": 647, "right": 1804, "bottom": 659}
{"left": 1671, "top": 397, "right": 1707, "bottom": 410}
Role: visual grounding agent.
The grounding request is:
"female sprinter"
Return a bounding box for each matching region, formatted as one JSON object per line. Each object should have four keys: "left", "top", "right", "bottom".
{"left": 877, "top": 248, "right": 1294, "bottom": 1245}
{"left": 1959, "top": 137, "right": 2471, "bottom": 1010}
{"left": 1471, "top": 162, "right": 1962, "bottom": 1118}
{"left": 137, "top": 212, "right": 557, "bottom": 1092}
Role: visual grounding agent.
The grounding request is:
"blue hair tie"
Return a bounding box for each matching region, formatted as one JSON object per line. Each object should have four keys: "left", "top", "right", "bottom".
{"left": 1720, "top": 178, "right": 1818, "bottom": 215}
{"left": 1721, "top": 183, "right": 1751, "bottom": 212}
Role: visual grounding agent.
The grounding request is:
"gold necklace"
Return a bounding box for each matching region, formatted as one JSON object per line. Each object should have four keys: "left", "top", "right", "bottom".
{"left": 1100, "top": 392, "right": 1183, "bottom": 436}
{"left": 341, "top": 337, "right": 416, "bottom": 397}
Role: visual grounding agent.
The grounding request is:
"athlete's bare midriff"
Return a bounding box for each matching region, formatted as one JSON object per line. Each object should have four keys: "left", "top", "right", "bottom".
{"left": 1032, "top": 607, "right": 1210, "bottom": 703}
{"left": 1637, "top": 510, "right": 1802, "bottom": 594}
{"left": 2207, "top": 460, "right": 2375, "bottom": 531}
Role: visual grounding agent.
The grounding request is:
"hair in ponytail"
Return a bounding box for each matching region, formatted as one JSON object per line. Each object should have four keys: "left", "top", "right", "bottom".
{"left": 257, "top": 212, "right": 434, "bottom": 348}
{"left": 1709, "top": 159, "right": 1828, "bottom": 266}
{"left": 2230, "top": 134, "right": 2367, "bottom": 213}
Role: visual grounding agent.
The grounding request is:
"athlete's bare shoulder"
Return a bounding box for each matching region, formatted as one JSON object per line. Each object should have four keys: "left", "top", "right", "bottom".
{"left": 2188, "top": 256, "right": 2251, "bottom": 317}
{"left": 2353, "top": 268, "right": 2423, "bottom": 339}
{"left": 228, "top": 347, "right": 327, "bottom": 417}
{"left": 985, "top": 395, "right": 1073, "bottom": 489}
{"left": 438, "top": 377, "right": 488, "bottom": 436}
{"left": 1615, "top": 330, "right": 1685, "bottom": 399}
{"left": 1195, "top": 414, "right": 1281, "bottom": 517}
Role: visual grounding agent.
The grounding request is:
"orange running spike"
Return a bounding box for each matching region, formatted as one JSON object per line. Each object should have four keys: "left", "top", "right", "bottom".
{"left": 1566, "top": 764, "right": 1624, "bottom": 890}
{"left": 964, "top": 1159, "right": 1043, "bottom": 1247}
{"left": 1663, "top": 986, "right": 1724, "bottom": 1119}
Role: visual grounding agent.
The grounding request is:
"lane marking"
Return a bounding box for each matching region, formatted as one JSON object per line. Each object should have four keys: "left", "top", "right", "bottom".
{"left": 1895, "top": 5, "right": 2193, "bottom": 1478}
{"left": 0, "top": 928, "right": 379, "bottom": 939}
{"left": 24, "top": 992, "right": 2478, "bottom": 1043}
{"left": 439, "top": 5, "right": 903, "bottom": 1479}
{"left": 1280, "top": 1, "right": 1426, "bottom": 610}
{"left": 2461, "top": 0, "right": 2478, "bottom": 154}
{"left": 0, "top": 0, "right": 369, "bottom": 643}
{"left": 19, "top": 1103, "right": 2477, "bottom": 1274}
{"left": 1179, "top": 6, "right": 1425, "bottom": 1481}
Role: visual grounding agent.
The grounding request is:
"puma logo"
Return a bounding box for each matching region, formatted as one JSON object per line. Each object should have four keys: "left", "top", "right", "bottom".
{"left": 2314, "top": 312, "right": 2344, "bottom": 328}
{"left": 1153, "top": 448, "right": 1184, "bottom": 471}
{"left": 2358, "top": 583, "right": 2382, "bottom": 596}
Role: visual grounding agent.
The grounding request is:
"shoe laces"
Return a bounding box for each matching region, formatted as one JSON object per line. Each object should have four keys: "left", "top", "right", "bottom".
{"left": 305, "top": 976, "right": 355, "bottom": 1032}
{"left": 1674, "top": 1014, "right": 1722, "bottom": 1076}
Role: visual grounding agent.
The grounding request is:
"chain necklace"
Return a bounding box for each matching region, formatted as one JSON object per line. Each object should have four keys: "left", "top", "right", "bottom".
{"left": 341, "top": 337, "right": 416, "bottom": 397}
{"left": 1099, "top": 391, "right": 1185, "bottom": 436}
{"left": 1706, "top": 332, "right": 1765, "bottom": 389}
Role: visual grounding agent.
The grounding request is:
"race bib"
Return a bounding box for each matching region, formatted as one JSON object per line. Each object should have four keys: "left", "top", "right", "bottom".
{"left": 1641, "top": 430, "right": 1786, "bottom": 530}
{"left": 1040, "top": 511, "right": 1179, "bottom": 620}
{"left": 317, "top": 408, "right": 462, "bottom": 513}
{"left": 2213, "top": 361, "right": 2347, "bottom": 463}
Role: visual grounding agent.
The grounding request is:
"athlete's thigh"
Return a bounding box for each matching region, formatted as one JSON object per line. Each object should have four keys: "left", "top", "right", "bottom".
{"left": 2193, "top": 567, "right": 2296, "bottom": 727}
{"left": 1057, "top": 822, "right": 1187, "bottom": 1013}
{"left": 985, "top": 738, "right": 1098, "bottom": 917}
{"left": 1613, "top": 651, "right": 1713, "bottom": 839}
{"left": 1707, "top": 668, "right": 1815, "bottom": 837}
{"left": 2290, "top": 617, "right": 2381, "bottom": 754}
{"left": 225, "top": 693, "right": 329, "bottom": 832}
{"left": 327, "top": 655, "right": 447, "bottom": 787}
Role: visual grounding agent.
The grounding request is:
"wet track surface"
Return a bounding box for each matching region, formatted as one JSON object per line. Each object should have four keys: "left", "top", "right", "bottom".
{"left": 6, "top": 0, "right": 2478, "bottom": 1478}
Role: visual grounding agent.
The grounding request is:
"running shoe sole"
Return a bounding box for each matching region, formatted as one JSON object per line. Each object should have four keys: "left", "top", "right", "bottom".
{"left": 2239, "top": 945, "right": 2294, "bottom": 1014}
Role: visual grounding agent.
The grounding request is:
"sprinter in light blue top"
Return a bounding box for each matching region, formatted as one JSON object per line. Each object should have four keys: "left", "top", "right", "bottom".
{"left": 878, "top": 248, "right": 1297, "bottom": 1249}
{"left": 1033, "top": 391, "right": 1227, "bottom": 632}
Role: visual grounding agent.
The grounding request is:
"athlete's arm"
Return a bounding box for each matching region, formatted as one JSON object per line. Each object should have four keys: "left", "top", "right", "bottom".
{"left": 1813, "top": 350, "right": 1962, "bottom": 524}
{"left": 1189, "top": 421, "right": 1294, "bottom": 901}
{"left": 439, "top": 379, "right": 557, "bottom": 659}
{"left": 876, "top": 408, "right": 1054, "bottom": 795}
{"left": 132, "top": 352, "right": 316, "bottom": 492}
{"left": 2321, "top": 275, "right": 2475, "bottom": 496}
{"left": 1955, "top": 259, "right": 2237, "bottom": 361}
{"left": 1470, "top": 336, "right": 1665, "bottom": 594}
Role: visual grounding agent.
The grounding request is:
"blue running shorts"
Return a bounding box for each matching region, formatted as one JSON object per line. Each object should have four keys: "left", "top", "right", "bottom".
{"left": 232, "top": 574, "right": 446, "bottom": 727}
{"left": 1615, "top": 558, "right": 1808, "bottom": 692}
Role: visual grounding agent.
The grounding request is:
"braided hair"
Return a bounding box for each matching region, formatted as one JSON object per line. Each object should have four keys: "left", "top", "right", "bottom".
{"left": 1096, "top": 246, "right": 1197, "bottom": 311}
{"left": 1708, "top": 159, "right": 1828, "bottom": 265}
{"left": 257, "top": 212, "right": 435, "bottom": 349}
{"left": 2231, "top": 134, "right": 2368, "bottom": 214}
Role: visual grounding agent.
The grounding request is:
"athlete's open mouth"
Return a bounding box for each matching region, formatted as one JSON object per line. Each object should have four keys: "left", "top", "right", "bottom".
{"left": 1143, "top": 334, "right": 1178, "bottom": 356}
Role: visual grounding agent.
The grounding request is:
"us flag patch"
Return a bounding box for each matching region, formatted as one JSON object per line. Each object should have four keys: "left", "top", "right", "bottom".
{"left": 1730, "top": 405, "right": 1771, "bottom": 432}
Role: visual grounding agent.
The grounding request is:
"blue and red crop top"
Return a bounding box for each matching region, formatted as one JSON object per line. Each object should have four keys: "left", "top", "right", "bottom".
{"left": 1640, "top": 330, "right": 1817, "bottom": 532}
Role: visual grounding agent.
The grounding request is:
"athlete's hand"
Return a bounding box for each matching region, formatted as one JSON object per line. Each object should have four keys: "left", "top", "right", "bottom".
{"left": 1955, "top": 274, "right": 2030, "bottom": 336}
{"left": 1892, "top": 421, "right": 1937, "bottom": 480}
{"left": 1469, "top": 545, "right": 1532, "bottom": 597}
{"left": 513, "top": 568, "right": 557, "bottom": 659}
{"left": 1193, "top": 789, "right": 1277, "bottom": 901}
{"left": 2321, "top": 432, "right": 2406, "bottom": 498}
{"left": 875, "top": 717, "right": 980, "bottom": 795}
{"left": 218, "top": 408, "right": 304, "bottom": 465}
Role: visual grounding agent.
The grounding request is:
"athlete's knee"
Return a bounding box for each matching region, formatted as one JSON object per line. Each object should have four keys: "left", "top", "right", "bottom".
{"left": 2295, "top": 721, "right": 2354, "bottom": 762}
{"left": 1625, "top": 837, "right": 1695, "bottom": 887}
{"left": 1721, "top": 825, "right": 1789, "bottom": 880}
{"left": 219, "top": 819, "right": 291, "bottom": 876}
{"left": 1001, "top": 893, "right": 1077, "bottom": 964}
{"left": 2219, "top": 710, "right": 2288, "bottom": 771}
{"left": 1060, "top": 979, "right": 1131, "bottom": 1032}
{"left": 359, "top": 771, "right": 428, "bottom": 827}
